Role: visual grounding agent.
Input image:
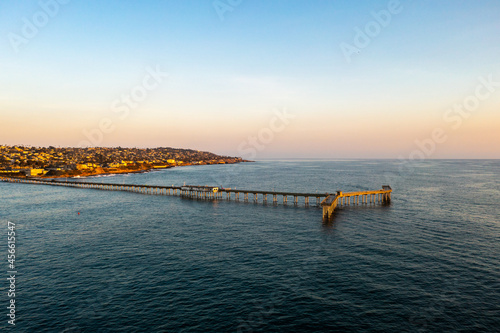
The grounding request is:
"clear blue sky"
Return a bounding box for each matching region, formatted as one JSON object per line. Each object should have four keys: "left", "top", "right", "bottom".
{"left": 1, "top": 0, "right": 499, "bottom": 158}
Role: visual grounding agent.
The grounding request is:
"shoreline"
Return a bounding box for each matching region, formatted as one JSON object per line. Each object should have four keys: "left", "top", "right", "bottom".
{"left": 1, "top": 160, "right": 252, "bottom": 180}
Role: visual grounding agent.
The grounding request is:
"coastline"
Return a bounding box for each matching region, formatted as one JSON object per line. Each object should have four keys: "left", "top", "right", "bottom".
{"left": 1, "top": 160, "right": 252, "bottom": 180}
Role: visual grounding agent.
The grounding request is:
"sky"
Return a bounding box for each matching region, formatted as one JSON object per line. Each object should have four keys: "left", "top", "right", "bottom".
{"left": 0, "top": 0, "right": 499, "bottom": 159}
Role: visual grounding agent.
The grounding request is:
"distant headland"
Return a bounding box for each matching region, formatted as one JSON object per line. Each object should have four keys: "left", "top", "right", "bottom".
{"left": 0, "top": 145, "right": 249, "bottom": 178}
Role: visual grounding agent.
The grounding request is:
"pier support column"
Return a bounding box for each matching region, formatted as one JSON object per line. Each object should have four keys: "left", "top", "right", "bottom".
{"left": 273, "top": 194, "right": 278, "bottom": 205}
{"left": 323, "top": 207, "right": 329, "bottom": 221}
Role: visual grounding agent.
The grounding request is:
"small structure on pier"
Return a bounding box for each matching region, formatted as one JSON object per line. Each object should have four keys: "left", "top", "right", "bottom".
{"left": 180, "top": 185, "right": 222, "bottom": 200}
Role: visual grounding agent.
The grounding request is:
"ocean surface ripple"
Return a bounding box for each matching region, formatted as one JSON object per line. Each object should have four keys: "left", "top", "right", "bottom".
{"left": 1, "top": 160, "right": 499, "bottom": 332}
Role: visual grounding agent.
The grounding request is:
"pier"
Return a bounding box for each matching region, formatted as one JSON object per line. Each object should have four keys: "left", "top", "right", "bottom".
{"left": 1, "top": 177, "right": 391, "bottom": 221}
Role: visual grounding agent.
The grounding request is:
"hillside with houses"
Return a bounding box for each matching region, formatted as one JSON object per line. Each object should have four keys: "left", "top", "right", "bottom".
{"left": 0, "top": 145, "right": 245, "bottom": 178}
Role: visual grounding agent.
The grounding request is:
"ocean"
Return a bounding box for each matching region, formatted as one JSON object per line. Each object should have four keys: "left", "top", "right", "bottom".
{"left": 1, "top": 160, "right": 499, "bottom": 332}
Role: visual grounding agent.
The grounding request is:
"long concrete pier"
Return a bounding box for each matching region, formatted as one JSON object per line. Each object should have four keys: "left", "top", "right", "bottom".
{"left": 1, "top": 177, "right": 391, "bottom": 221}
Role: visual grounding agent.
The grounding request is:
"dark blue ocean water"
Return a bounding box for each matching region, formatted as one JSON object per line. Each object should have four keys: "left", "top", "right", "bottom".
{"left": 1, "top": 160, "right": 499, "bottom": 332}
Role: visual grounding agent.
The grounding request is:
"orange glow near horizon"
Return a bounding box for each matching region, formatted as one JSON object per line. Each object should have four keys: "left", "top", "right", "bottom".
{"left": 2, "top": 101, "right": 499, "bottom": 159}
